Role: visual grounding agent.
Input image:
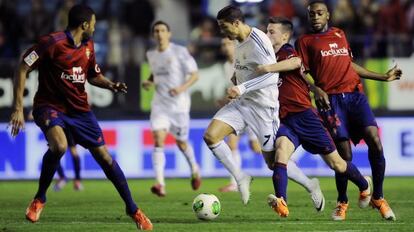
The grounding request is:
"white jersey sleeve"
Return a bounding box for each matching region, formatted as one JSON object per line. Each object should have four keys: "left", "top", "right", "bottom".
{"left": 177, "top": 46, "right": 198, "bottom": 74}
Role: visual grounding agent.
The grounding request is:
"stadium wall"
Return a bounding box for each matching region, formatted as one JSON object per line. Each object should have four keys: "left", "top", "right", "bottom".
{"left": 1, "top": 118, "right": 414, "bottom": 179}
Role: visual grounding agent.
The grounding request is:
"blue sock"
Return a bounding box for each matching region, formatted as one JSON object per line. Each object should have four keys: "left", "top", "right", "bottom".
{"left": 335, "top": 172, "right": 348, "bottom": 203}
{"left": 56, "top": 162, "right": 66, "bottom": 179}
{"left": 72, "top": 155, "right": 81, "bottom": 180}
{"left": 34, "top": 149, "right": 62, "bottom": 203}
{"left": 273, "top": 162, "right": 288, "bottom": 201}
{"left": 101, "top": 160, "right": 138, "bottom": 214}
{"left": 368, "top": 150, "right": 385, "bottom": 199}
{"left": 344, "top": 162, "right": 368, "bottom": 191}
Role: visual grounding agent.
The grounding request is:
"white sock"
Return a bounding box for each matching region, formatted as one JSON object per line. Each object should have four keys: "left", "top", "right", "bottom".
{"left": 287, "top": 160, "right": 312, "bottom": 192}
{"left": 230, "top": 149, "right": 241, "bottom": 185}
{"left": 152, "top": 147, "right": 165, "bottom": 186}
{"left": 182, "top": 144, "right": 198, "bottom": 174}
{"left": 209, "top": 141, "right": 244, "bottom": 182}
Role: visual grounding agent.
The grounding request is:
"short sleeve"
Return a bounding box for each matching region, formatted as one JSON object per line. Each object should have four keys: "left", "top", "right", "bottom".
{"left": 179, "top": 47, "right": 198, "bottom": 74}
{"left": 87, "top": 43, "right": 102, "bottom": 78}
{"left": 22, "top": 35, "right": 53, "bottom": 70}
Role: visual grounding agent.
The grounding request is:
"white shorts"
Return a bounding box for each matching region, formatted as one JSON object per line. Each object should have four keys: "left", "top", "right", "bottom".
{"left": 244, "top": 126, "right": 258, "bottom": 141}
{"left": 213, "top": 99, "right": 279, "bottom": 152}
{"left": 150, "top": 108, "right": 190, "bottom": 141}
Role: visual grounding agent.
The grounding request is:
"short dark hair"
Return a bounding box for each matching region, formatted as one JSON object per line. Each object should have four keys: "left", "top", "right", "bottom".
{"left": 151, "top": 20, "right": 170, "bottom": 33}
{"left": 268, "top": 17, "right": 293, "bottom": 34}
{"left": 216, "top": 5, "right": 244, "bottom": 23}
{"left": 67, "top": 4, "right": 95, "bottom": 29}
{"left": 308, "top": 0, "right": 328, "bottom": 8}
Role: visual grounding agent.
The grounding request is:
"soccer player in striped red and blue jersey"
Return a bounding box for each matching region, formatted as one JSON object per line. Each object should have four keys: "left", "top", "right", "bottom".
{"left": 256, "top": 16, "right": 371, "bottom": 219}
{"left": 9, "top": 4, "right": 152, "bottom": 230}
{"left": 296, "top": 0, "right": 401, "bottom": 221}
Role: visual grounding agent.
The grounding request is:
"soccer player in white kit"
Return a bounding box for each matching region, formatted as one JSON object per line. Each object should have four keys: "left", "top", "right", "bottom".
{"left": 143, "top": 21, "right": 201, "bottom": 197}
{"left": 203, "top": 6, "right": 280, "bottom": 205}
{"left": 218, "top": 37, "right": 262, "bottom": 193}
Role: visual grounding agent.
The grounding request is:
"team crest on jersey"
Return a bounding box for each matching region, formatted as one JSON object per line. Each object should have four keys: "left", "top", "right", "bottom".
{"left": 86, "top": 48, "right": 91, "bottom": 59}
{"left": 23, "top": 51, "right": 39, "bottom": 67}
{"left": 334, "top": 32, "right": 342, "bottom": 38}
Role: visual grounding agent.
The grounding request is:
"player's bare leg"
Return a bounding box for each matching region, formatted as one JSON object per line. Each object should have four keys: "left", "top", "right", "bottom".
{"left": 89, "top": 146, "right": 152, "bottom": 230}
{"left": 176, "top": 139, "right": 201, "bottom": 190}
{"left": 204, "top": 119, "right": 252, "bottom": 205}
{"left": 364, "top": 126, "right": 395, "bottom": 220}
{"left": 151, "top": 130, "right": 167, "bottom": 197}
{"left": 27, "top": 126, "right": 68, "bottom": 222}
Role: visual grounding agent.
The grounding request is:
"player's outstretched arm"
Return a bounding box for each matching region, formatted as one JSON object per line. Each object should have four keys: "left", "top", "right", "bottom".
{"left": 9, "top": 61, "right": 31, "bottom": 137}
{"left": 88, "top": 74, "right": 127, "bottom": 93}
{"left": 255, "top": 57, "right": 301, "bottom": 75}
{"left": 169, "top": 72, "right": 199, "bottom": 96}
{"left": 352, "top": 62, "right": 402, "bottom": 82}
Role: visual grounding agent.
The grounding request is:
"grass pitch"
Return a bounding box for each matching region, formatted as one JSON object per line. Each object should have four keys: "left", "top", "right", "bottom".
{"left": 1, "top": 177, "right": 413, "bottom": 231}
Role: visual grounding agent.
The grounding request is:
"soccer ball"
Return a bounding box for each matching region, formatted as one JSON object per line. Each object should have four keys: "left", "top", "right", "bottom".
{"left": 192, "top": 193, "right": 221, "bottom": 220}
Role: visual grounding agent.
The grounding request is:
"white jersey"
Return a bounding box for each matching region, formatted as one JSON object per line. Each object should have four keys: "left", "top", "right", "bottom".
{"left": 224, "top": 60, "right": 235, "bottom": 86}
{"left": 234, "top": 27, "right": 279, "bottom": 109}
{"left": 146, "top": 43, "right": 198, "bottom": 113}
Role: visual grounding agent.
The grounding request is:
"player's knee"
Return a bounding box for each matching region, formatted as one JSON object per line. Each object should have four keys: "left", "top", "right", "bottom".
{"left": 203, "top": 131, "right": 218, "bottom": 146}
{"left": 367, "top": 135, "right": 383, "bottom": 155}
{"left": 330, "top": 159, "right": 346, "bottom": 173}
{"left": 176, "top": 140, "right": 187, "bottom": 151}
{"left": 275, "top": 148, "right": 290, "bottom": 164}
{"left": 265, "top": 161, "right": 274, "bottom": 170}
{"left": 50, "top": 143, "right": 67, "bottom": 156}
{"left": 338, "top": 151, "right": 352, "bottom": 161}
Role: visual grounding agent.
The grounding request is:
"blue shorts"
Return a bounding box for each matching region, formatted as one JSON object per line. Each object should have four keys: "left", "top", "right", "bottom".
{"left": 33, "top": 107, "right": 105, "bottom": 148}
{"left": 318, "top": 92, "right": 377, "bottom": 145}
{"left": 277, "top": 108, "right": 336, "bottom": 155}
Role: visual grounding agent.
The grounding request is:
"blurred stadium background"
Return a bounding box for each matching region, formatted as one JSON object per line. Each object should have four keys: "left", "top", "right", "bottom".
{"left": 0, "top": 0, "right": 414, "bottom": 179}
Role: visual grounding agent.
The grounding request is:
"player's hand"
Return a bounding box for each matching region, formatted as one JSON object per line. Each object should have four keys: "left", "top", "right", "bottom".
{"left": 169, "top": 86, "right": 184, "bottom": 97}
{"left": 313, "top": 86, "right": 331, "bottom": 111}
{"left": 110, "top": 82, "right": 127, "bottom": 93}
{"left": 9, "top": 109, "right": 25, "bottom": 137}
{"left": 227, "top": 86, "right": 241, "bottom": 99}
{"left": 385, "top": 65, "right": 402, "bottom": 82}
{"left": 255, "top": 65, "right": 269, "bottom": 75}
{"left": 142, "top": 80, "right": 153, "bottom": 90}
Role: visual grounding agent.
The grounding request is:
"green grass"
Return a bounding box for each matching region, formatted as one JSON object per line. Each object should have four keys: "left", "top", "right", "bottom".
{"left": 1, "top": 177, "right": 413, "bottom": 231}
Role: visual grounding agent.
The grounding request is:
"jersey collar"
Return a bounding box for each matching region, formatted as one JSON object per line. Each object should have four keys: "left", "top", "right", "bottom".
{"left": 64, "top": 30, "right": 90, "bottom": 48}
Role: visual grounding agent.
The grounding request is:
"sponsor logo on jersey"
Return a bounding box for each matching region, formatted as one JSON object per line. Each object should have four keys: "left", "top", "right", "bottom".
{"left": 320, "top": 43, "right": 349, "bottom": 57}
{"left": 60, "top": 66, "right": 86, "bottom": 83}
{"left": 23, "top": 51, "right": 39, "bottom": 67}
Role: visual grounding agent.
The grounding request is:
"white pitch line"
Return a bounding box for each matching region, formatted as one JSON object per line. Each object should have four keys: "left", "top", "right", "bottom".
{"left": 6, "top": 221, "right": 408, "bottom": 226}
